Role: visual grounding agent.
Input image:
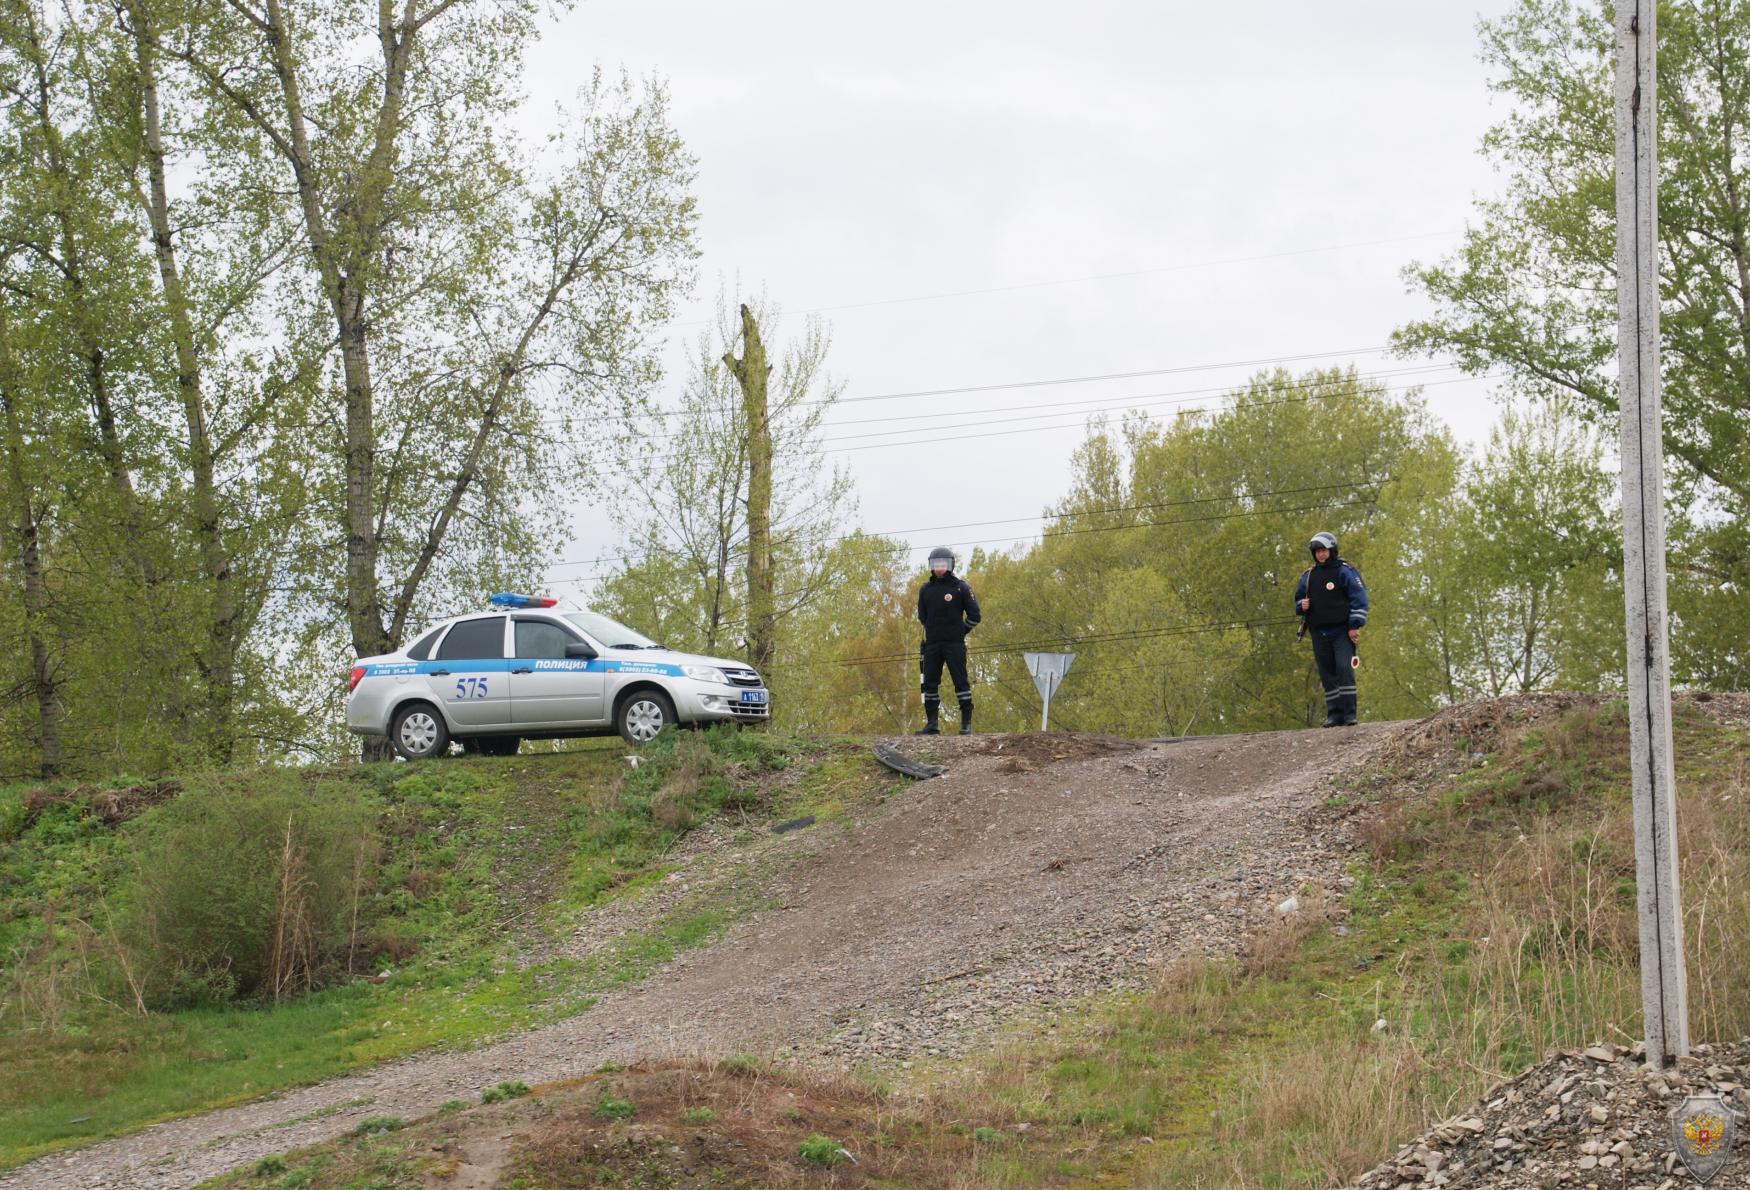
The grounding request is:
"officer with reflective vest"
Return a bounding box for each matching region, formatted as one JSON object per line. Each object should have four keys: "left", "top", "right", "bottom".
{"left": 916, "top": 546, "right": 981, "bottom": 735}
{"left": 1294, "top": 531, "right": 1368, "bottom": 727}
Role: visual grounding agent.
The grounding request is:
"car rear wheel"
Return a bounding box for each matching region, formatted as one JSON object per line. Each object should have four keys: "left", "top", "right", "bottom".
{"left": 617, "top": 690, "right": 675, "bottom": 746}
{"left": 391, "top": 702, "right": 449, "bottom": 760}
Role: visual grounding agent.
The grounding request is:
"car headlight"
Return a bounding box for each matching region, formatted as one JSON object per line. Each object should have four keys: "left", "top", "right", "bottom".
{"left": 683, "top": 665, "right": 728, "bottom": 684}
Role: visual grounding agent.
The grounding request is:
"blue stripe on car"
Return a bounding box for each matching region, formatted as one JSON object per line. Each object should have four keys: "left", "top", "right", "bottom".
{"left": 361, "top": 659, "right": 685, "bottom": 678}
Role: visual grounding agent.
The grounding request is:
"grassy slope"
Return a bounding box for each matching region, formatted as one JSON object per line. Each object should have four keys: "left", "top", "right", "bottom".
{"left": 15, "top": 699, "right": 1750, "bottom": 1188}
{"left": 195, "top": 696, "right": 1750, "bottom": 1190}
{"left": 926, "top": 695, "right": 1750, "bottom": 1187}
{"left": 0, "top": 729, "right": 887, "bottom": 1169}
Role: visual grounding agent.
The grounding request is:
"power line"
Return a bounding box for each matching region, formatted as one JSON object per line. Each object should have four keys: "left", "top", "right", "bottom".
{"left": 544, "top": 366, "right": 1479, "bottom": 582}
{"left": 622, "top": 362, "right": 1460, "bottom": 445}
{"left": 697, "top": 498, "right": 1375, "bottom": 665}
{"left": 818, "top": 369, "right": 1465, "bottom": 447}
{"left": 539, "top": 343, "right": 1400, "bottom": 424}
{"left": 553, "top": 374, "right": 1470, "bottom": 577}
{"left": 669, "top": 231, "right": 1458, "bottom": 324}
{"left": 545, "top": 479, "right": 1389, "bottom": 573}
{"left": 820, "top": 375, "right": 1480, "bottom": 454}
{"left": 836, "top": 616, "right": 1302, "bottom": 668}
{"left": 814, "top": 346, "right": 1397, "bottom": 409}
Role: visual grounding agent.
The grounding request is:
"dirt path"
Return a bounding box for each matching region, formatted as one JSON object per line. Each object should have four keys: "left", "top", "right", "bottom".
{"left": 1, "top": 725, "right": 1398, "bottom": 1189}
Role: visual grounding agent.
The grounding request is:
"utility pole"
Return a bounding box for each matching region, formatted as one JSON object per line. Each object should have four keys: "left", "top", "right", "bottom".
{"left": 1614, "top": 0, "right": 1688, "bottom": 1066}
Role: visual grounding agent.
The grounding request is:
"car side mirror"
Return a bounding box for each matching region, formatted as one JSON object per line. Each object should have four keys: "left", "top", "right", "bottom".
{"left": 564, "top": 642, "right": 597, "bottom": 660}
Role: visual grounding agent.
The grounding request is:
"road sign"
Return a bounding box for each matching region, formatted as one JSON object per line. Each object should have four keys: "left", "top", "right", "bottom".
{"left": 1024, "top": 652, "right": 1075, "bottom": 732}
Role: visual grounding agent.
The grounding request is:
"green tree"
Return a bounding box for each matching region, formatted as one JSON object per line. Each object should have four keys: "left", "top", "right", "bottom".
{"left": 156, "top": 0, "right": 699, "bottom": 677}
{"left": 1451, "top": 404, "right": 1621, "bottom": 695}
{"left": 1395, "top": 0, "right": 1750, "bottom": 684}
{"left": 1, "top": 0, "right": 316, "bottom": 775}
{"left": 953, "top": 369, "right": 1462, "bottom": 734}
{"left": 1, "top": 0, "right": 190, "bottom": 775}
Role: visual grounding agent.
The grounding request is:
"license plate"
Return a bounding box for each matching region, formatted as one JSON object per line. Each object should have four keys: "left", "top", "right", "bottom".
{"left": 739, "top": 690, "right": 767, "bottom": 704}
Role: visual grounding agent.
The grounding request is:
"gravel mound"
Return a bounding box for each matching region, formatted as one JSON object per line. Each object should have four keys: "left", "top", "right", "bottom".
{"left": 1351, "top": 1040, "right": 1750, "bottom": 1188}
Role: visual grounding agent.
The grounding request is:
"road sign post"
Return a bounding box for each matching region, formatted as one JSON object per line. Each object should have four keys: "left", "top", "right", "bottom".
{"left": 1024, "top": 652, "right": 1075, "bottom": 732}
{"left": 1614, "top": 0, "right": 1688, "bottom": 1066}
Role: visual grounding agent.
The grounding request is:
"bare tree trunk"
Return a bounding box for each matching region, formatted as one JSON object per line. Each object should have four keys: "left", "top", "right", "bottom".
{"left": 707, "top": 533, "right": 729, "bottom": 654}
{"left": 1520, "top": 587, "right": 1541, "bottom": 692}
{"left": 254, "top": 0, "right": 414, "bottom": 668}
{"left": 127, "top": 2, "right": 238, "bottom": 759}
{"left": 724, "top": 304, "right": 774, "bottom": 674}
{"left": 0, "top": 375, "right": 62, "bottom": 779}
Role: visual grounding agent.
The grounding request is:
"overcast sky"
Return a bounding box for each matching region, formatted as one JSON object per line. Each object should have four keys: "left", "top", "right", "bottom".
{"left": 522, "top": 0, "right": 1524, "bottom": 596}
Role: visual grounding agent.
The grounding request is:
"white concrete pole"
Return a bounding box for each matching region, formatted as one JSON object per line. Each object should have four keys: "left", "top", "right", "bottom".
{"left": 1614, "top": 0, "right": 1688, "bottom": 1066}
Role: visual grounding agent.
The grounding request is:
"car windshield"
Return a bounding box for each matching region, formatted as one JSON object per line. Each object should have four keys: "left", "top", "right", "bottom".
{"left": 564, "top": 611, "right": 660, "bottom": 650}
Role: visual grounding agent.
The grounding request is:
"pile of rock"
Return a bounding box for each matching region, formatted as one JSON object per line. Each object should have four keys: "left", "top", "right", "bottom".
{"left": 1351, "top": 1040, "right": 1749, "bottom": 1189}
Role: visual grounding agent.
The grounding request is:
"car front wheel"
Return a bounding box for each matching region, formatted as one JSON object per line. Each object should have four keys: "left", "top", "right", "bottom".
{"left": 617, "top": 690, "right": 675, "bottom": 746}
{"left": 390, "top": 702, "right": 450, "bottom": 760}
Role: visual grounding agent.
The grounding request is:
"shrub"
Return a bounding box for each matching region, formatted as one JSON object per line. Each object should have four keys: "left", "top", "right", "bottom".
{"left": 718, "top": 1053, "right": 762, "bottom": 1078}
{"left": 252, "top": 1153, "right": 287, "bottom": 1175}
{"left": 351, "top": 1115, "right": 403, "bottom": 1135}
{"left": 119, "top": 774, "right": 378, "bottom": 1007}
{"left": 592, "top": 1095, "right": 634, "bottom": 1120}
{"left": 797, "top": 1133, "right": 844, "bottom": 1165}
{"left": 481, "top": 1080, "right": 531, "bottom": 1104}
{"left": 679, "top": 1106, "right": 716, "bottom": 1124}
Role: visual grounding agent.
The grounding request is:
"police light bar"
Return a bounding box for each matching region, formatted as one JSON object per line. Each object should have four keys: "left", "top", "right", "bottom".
{"left": 489, "top": 592, "right": 559, "bottom": 608}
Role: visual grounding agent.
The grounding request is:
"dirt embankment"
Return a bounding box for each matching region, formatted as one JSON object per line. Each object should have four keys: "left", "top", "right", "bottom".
{"left": 2, "top": 724, "right": 1396, "bottom": 1189}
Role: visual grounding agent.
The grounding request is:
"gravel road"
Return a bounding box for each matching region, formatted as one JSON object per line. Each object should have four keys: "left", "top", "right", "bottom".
{"left": 1, "top": 725, "right": 1394, "bottom": 1189}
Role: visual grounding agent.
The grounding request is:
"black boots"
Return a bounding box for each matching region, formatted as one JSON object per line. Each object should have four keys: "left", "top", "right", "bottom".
{"left": 916, "top": 698, "right": 971, "bottom": 736}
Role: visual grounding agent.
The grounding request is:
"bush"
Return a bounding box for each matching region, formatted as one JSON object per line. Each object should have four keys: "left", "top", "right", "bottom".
{"left": 718, "top": 1053, "right": 762, "bottom": 1078}
{"left": 592, "top": 1095, "right": 634, "bottom": 1120}
{"left": 481, "top": 1080, "right": 530, "bottom": 1104}
{"left": 119, "top": 775, "right": 379, "bottom": 1007}
{"left": 351, "top": 1115, "right": 403, "bottom": 1135}
{"left": 797, "top": 1133, "right": 844, "bottom": 1165}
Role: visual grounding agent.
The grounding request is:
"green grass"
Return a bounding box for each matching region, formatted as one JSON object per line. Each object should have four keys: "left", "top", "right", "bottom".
{"left": 929, "top": 699, "right": 1750, "bottom": 1186}
{"left": 480, "top": 1081, "right": 530, "bottom": 1104}
{"left": 797, "top": 1132, "right": 844, "bottom": 1166}
{"left": 590, "top": 1095, "right": 634, "bottom": 1121}
{"left": 0, "top": 727, "right": 860, "bottom": 1169}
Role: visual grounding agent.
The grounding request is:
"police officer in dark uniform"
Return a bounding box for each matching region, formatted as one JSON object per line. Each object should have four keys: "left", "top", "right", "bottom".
{"left": 1294, "top": 531, "right": 1369, "bottom": 727}
{"left": 916, "top": 546, "right": 981, "bottom": 735}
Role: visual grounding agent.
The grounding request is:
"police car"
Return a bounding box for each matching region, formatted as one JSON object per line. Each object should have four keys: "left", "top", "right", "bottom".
{"left": 346, "top": 594, "right": 769, "bottom": 759}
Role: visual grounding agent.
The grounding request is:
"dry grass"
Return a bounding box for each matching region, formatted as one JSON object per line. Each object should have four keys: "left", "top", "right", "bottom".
{"left": 1242, "top": 885, "right": 1332, "bottom": 980}
{"left": 1120, "top": 698, "right": 1750, "bottom": 1187}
